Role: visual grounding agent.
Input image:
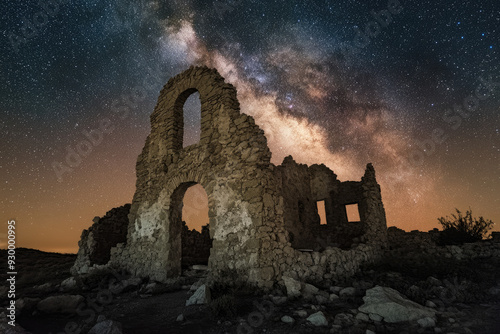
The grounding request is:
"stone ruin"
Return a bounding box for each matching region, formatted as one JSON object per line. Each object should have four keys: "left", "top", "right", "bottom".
{"left": 72, "top": 66, "right": 388, "bottom": 289}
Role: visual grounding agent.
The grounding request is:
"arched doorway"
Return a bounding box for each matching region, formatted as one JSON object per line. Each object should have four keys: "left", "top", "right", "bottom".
{"left": 181, "top": 184, "right": 211, "bottom": 269}
{"left": 169, "top": 182, "right": 212, "bottom": 275}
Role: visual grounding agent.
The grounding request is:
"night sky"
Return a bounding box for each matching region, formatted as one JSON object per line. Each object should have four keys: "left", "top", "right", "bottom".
{"left": 1, "top": 0, "right": 499, "bottom": 253}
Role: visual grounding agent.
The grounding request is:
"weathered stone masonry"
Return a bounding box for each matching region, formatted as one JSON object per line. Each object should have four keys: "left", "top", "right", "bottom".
{"left": 73, "top": 204, "right": 130, "bottom": 273}
{"left": 72, "top": 66, "right": 388, "bottom": 289}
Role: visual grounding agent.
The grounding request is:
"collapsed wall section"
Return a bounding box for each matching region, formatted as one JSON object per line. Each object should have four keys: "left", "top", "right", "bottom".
{"left": 359, "top": 163, "right": 388, "bottom": 244}
{"left": 269, "top": 157, "right": 388, "bottom": 285}
{"left": 276, "top": 156, "right": 321, "bottom": 249}
{"left": 71, "top": 204, "right": 130, "bottom": 275}
{"left": 276, "top": 156, "right": 387, "bottom": 251}
{"left": 281, "top": 244, "right": 384, "bottom": 284}
{"left": 387, "top": 226, "right": 500, "bottom": 261}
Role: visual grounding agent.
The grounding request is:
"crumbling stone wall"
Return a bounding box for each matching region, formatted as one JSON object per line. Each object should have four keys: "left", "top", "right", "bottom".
{"left": 276, "top": 156, "right": 387, "bottom": 250}
{"left": 73, "top": 66, "right": 389, "bottom": 289}
{"left": 105, "top": 66, "right": 285, "bottom": 288}
{"left": 387, "top": 226, "right": 500, "bottom": 260}
{"left": 71, "top": 204, "right": 130, "bottom": 275}
{"left": 280, "top": 244, "right": 383, "bottom": 284}
{"left": 387, "top": 226, "right": 440, "bottom": 250}
{"left": 276, "top": 156, "right": 321, "bottom": 249}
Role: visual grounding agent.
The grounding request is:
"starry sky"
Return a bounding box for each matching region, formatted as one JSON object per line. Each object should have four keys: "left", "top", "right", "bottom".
{"left": 1, "top": 0, "right": 499, "bottom": 253}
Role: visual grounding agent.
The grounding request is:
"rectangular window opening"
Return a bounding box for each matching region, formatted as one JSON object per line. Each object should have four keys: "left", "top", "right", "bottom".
{"left": 316, "top": 200, "right": 327, "bottom": 225}
{"left": 346, "top": 203, "right": 360, "bottom": 222}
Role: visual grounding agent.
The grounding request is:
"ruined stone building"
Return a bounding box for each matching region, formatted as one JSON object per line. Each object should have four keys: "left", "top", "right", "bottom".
{"left": 72, "top": 66, "right": 388, "bottom": 289}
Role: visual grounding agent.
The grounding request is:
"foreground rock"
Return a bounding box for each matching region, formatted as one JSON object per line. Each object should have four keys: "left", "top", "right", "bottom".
{"left": 282, "top": 276, "right": 301, "bottom": 298}
{"left": 302, "top": 283, "right": 319, "bottom": 300}
{"left": 37, "top": 295, "right": 84, "bottom": 314}
{"left": 186, "top": 285, "right": 211, "bottom": 306}
{"left": 306, "top": 311, "right": 328, "bottom": 326}
{"left": 417, "top": 316, "right": 436, "bottom": 328}
{"left": 60, "top": 277, "right": 77, "bottom": 291}
{"left": 358, "top": 286, "right": 435, "bottom": 323}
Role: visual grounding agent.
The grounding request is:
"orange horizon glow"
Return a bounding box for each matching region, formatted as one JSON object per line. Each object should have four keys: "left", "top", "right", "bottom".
{"left": 3, "top": 157, "right": 498, "bottom": 255}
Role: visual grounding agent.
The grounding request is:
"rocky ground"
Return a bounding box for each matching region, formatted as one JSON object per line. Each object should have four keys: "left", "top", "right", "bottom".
{"left": 1, "top": 248, "right": 499, "bottom": 334}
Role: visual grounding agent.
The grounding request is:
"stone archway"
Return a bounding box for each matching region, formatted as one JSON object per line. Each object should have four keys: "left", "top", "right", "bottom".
{"left": 107, "top": 66, "right": 281, "bottom": 287}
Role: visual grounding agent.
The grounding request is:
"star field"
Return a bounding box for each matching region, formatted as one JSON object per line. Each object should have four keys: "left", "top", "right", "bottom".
{"left": 1, "top": 0, "right": 499, "bottom": 252}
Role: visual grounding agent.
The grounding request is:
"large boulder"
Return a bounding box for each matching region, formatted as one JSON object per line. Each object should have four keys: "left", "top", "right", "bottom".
{"left": 37, "top": 295, "right": 84, "bottom": 314}
{"left": 186, "top": 285, "right": 211, "bottom": 306}
{"left": 358, "top": 286, "right": 435, "bottom": 323}
{"left": 282, "top": 276, "right": 301, "bottom": 298}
